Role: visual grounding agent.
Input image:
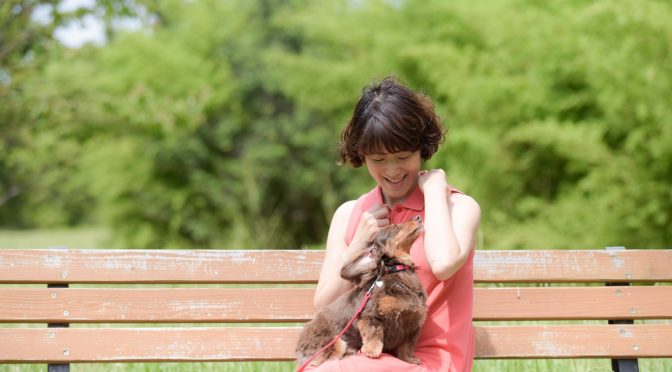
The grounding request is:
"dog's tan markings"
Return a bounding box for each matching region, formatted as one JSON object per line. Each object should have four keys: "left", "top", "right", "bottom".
{"left": 332, "top": 337, "right": 346, "bottom": 358}
{"left": 377, "top": 295, "right": 400, "bottom": 314}
{"left": 389, "top": 221, "right": 420, "bottom": 254}
{"left": 357, "top": 318, "right": 383, "bottom": 358}
{"left": 313, "top": 336, "right": 347, "bottom": 366}
{"left": 393, "top": 251, "right": 414, "bottom": 266}
{"left": 390, "top": 235, "right": 405, "bottom": 250}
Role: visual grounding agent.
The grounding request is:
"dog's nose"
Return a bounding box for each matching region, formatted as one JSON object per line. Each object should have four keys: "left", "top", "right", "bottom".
{"left": 411, "top": 215, "right": 422, "bottom": 222}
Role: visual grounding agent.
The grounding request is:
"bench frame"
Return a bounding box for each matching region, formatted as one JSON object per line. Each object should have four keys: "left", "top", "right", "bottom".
{"left": 1, "top": 247, "right": 671, "bottom": 371}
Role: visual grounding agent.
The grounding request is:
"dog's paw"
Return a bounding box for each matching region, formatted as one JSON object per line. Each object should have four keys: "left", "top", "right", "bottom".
{"left": 403, "top": 355, "right": 421, "bottom": 365}
{"left": 396, "top": 347, "right": 421, "bottom": 365}
{"left": 360, "top": 340, "right": 383, "bottom": 359}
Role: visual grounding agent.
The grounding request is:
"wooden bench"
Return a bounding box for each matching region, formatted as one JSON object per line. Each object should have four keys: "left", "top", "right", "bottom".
{"left": 1, "top": 247, "right": 671, "bottom": 371}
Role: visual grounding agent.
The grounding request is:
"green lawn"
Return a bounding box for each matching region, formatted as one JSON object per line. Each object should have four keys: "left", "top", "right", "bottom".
{"left": 0, "top": 227, "right": 110, "bottom": 249}
{"left": 1, "top": 358, "right": 671, "bottom": 371}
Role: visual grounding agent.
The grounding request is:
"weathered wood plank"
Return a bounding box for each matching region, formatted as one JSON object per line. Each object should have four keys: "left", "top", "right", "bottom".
{"left": 0, "top": 288, "right": 316, "bottom": 323}
{"left": 475, "top": 324, "right": 672, "bottom": 358}
{"left": 2, "top": 286, "right": 671, "bottom": 323}
{"left": 0, "top": 327, "right": 299, "bottom": 363}
{"left": 474, "top": 286, "right": 672, "bottom": 320}
{"left": 2, "top": 325, "right": 671, "bottom": 363}
{"left": 0, "top": 249, "right": 324, "bottom": 284}
{"left": 1, "top": 249, "right": 670, "bottom": 284}
{"left": 473, "top": 249, "right": 672, "bottom": 283}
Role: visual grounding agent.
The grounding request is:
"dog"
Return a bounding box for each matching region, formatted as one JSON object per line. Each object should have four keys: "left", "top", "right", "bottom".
{"left": 295, "top": 216, "right": 427, "bottom": 368}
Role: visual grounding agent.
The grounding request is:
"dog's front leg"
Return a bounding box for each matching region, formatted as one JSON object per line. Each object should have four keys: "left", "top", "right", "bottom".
{"left": 395, "top": 335, "right": 421, "bottom": 365}
{"left": 357, "top": 317, "right": 384, "bottom": 359}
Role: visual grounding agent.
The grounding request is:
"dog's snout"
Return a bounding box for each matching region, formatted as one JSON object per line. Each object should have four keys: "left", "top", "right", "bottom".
{"left": 411, "top": 215, "right": 422, "bottom": 223}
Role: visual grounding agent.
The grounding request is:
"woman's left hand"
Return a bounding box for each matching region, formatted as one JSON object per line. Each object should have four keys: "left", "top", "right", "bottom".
{"left": 418, "top": 169, "right": 448, "bottom": 193}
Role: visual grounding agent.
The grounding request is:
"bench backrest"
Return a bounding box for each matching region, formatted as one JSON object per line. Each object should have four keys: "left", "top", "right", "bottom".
{"left": 1, "top": 248, "right": 671, "bottom": 364}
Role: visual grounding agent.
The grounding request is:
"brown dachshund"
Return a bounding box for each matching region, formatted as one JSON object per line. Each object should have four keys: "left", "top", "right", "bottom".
{"left": 296, "top": 216, "right": 427, "bottom": 368}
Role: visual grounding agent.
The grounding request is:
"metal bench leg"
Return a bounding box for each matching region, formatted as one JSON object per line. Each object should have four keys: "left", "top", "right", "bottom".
{"left": 48, "top": 365, "right": 70, "bottom": 372}
{"left": 607, "top": 314, "right": 640, "bottom": 372}
{"left": 611, "top": 358, "right": 639, "bottom": 372}
{"left": 48, "top": 283, "right": 70, "bottom": 372}
{"left": 606, "top": 247, "right": 639, "bottom": 372}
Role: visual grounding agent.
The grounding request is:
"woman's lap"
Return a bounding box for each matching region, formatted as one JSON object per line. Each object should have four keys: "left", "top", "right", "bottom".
{"left": 305, "top": 348, "right": 455, "bottom": 372}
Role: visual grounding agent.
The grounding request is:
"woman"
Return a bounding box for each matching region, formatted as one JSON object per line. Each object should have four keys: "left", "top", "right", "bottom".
{"left": 311, "top": 77, "right": 481, "bottom": 371}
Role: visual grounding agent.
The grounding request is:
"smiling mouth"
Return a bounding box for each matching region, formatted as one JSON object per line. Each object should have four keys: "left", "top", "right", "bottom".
{"left": 385, "top": 175, "right": 406, "bottom": 184}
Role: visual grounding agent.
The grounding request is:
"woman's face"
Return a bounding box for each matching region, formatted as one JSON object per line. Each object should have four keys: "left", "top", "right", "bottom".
{"left": 364, "top": 150, "right": 422, "bottom": 206}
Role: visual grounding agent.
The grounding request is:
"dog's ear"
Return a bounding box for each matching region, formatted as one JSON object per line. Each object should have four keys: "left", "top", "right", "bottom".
{"left": 340, "top": 247, "right": 377, "bottom": 286}
{"left": 340, "top": 224, "right": 406, "bottom": 286}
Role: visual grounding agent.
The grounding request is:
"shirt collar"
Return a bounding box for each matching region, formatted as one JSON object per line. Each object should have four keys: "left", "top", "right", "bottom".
{"left": 375, "top": 184, "right": 424, "bottom": 212}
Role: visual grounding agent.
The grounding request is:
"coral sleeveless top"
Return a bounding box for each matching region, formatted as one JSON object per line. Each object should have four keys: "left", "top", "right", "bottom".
{"left": 310, "top": 184, "right": 475, "bottom": 372}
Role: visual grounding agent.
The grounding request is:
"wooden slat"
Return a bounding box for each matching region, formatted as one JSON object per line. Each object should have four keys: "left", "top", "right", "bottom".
{"left": 1, "top": 325, "right": 671, "bottom": 363}
{"left": 473, "top": 249, "right": 672, "bottom": 283}
{"left": 3, "top": 286, "right": 672, "bottom": 323}
{"left": 473, "top": 286, "right": 672, "bottom": 320}
{"left": 475, "top": 324, "right": 672, "bottom": 358}
{"left": 0, "top": 249, "right": 324, "bottom": 284}
{"left": 0, "top": 327, "right": 299, "bottom": 363}
{"left": 0, "top": 288, "right": 316, "bottom": 323}
{"left": 1, "top": 249, "right": 670, "bottom": 284}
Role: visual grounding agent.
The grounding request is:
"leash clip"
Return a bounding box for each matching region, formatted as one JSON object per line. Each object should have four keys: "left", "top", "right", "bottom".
{"left": 366, "top": 273, "right": 383, "bottom": 295}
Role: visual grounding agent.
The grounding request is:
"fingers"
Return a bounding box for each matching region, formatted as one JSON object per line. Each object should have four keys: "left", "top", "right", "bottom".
{"left": 370, "top": 204, "right": 391, "bottom": 225}
{"left": 368, "top": 203, "right": 390, "bottom": 218}
{"left": 419, "top": 169, "right": 446, "bottom": 177}
{"left": 418, "top": 169, "right": 447, "bottom": 192}
{"left": 352, "top": 204, "right": 391, "bottom": 247}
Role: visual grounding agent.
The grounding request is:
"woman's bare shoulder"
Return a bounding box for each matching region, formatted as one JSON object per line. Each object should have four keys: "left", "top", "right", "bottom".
{"left": 331, "top": 200, "right": 357, "bottom": 226}
{"left": 449, "top": 192, "right": 481, "bottom": 220}
{"left": 336, "top": 199, "right": 357, "bottom": 214}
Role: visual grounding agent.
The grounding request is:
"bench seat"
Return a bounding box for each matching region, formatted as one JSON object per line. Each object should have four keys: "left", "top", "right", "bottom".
{"left": 1, "top": 248, "right": 670, "bottom": 370}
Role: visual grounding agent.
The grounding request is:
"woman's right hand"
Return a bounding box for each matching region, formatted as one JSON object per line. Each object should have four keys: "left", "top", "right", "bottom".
{"left": 347, "top": 203, "right": 390, "bottom": 256}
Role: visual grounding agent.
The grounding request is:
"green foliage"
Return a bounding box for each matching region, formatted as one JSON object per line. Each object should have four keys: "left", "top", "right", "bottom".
{"left": 3, "top": 0, "right": 672, "bottom": 250}
{"left": 0, "top": 0, "right": 149, "bottom": 227}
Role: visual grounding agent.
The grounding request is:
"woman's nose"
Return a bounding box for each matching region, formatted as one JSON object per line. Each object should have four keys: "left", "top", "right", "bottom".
{"left": 385, "top": 164, "right": 402, "bottom": 175}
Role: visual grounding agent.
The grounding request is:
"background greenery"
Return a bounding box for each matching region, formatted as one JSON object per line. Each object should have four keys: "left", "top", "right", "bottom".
{"left": 1, "top": 0, "right": 671, "bottom": 250}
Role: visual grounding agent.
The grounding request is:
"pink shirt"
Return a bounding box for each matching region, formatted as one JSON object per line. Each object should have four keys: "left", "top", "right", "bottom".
{"left": 310, "top": 185, "right": 475, "bottom": 371}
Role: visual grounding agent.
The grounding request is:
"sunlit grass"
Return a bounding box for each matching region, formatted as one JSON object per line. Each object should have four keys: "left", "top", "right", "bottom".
{"left": 2, "top": 358, "right": 670, "bottom": 371}
{"left": 0, "top": 362, "right": 296, "bottom": 371}
{"left": 0, "top": 227, "right": 110, "bottom": 249}
{"left": 474, "top": 358, "right": 672, "bottom": 371}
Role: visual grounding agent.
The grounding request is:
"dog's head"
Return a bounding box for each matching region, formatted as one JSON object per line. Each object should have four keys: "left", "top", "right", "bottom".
{"left": 341, "top": 216, "right": 423, "bottom": 288}
{"left": 370, "top": 215, "right": 423, "bottom": 266}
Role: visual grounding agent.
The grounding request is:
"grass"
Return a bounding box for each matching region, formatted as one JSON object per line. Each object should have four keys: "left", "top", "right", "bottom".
{"left": 475, "top": 358, "right": 672, "bottom": 371}
{"left": 2, "top": 228, "right": 671, "bottom": 371}
{"left": 0, "top": 227, "right": 110, "bottom": 249}
{"left": 1, "top": 358, "right": 671, "bottom": 371}
{"left": 0, "top": 362, "right": 296, "bottom": 371}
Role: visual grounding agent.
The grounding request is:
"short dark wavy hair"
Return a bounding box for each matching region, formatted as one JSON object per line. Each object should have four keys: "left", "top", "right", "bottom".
{"left": 339, "top": 77, "right": 446, "bottom": 168}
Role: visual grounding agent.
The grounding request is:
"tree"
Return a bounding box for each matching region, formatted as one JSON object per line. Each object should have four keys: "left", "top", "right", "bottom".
{"left": 0, "top": 0, "right": 146, "bottom": 227}
{"left": 8, "top": 0, "right": 672, "bottom": 251}
{"left": 267, "top": 0, "right": 672, "bottom": 249}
